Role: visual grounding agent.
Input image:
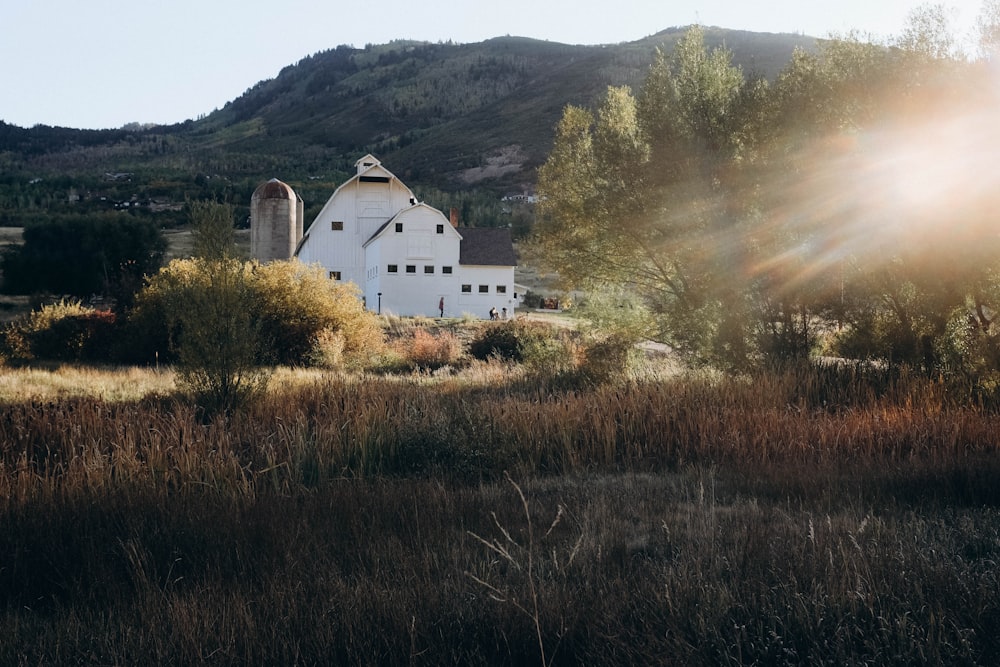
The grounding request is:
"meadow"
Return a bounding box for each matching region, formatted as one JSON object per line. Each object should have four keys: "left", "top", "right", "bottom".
{"left": 1, "top": 357, "right": 999, "bottom": 665}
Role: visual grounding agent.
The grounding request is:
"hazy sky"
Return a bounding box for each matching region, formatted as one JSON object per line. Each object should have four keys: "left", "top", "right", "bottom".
{"left": 2, "top": 0, "right": 980, "bottom": 130}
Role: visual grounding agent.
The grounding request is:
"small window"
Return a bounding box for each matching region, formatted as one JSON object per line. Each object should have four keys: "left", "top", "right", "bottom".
{"left": 461, "top": 284, "right": 472, "bottom": 293}
{"left": 387, "top": 264, "right": 398, "bottom": 273}
{"left": 424, "top": 265, "right": 434, "bottom": 274}
{"left": 478, "top": 285, "right": 489, "bottom": 293}
{"left": 329, "top": 271, "right": 341, "bottom": 280}
{"left": 496, "top": 285, "right": 507, "bottom": 294}
{"left": 406, "top": 265, "right": 416, "bottom": 274}
{"left": 436, "top": 224, "right": 444, "bottom": 234}
{"left": 395, "top": 223, "right": 403, "bottom": 233}
{"left": 331, "top": 221, "right": 344, "bottom": 231}
{"left": 442, "top": 266, "right": 453, "bottom": 274}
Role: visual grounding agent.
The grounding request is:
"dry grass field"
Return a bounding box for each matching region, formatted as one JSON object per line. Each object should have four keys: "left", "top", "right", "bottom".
{"left": 1, "top": 360, "right": 999, "bottom": 664}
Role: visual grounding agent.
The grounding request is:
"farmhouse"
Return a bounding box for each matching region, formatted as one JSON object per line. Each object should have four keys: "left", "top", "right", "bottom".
{"left": 251, "top": 155, "right": 519, "bottom": 318}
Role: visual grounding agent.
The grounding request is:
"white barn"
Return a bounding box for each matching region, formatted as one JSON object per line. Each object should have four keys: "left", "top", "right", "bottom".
{"left": 255, "top": 155, "right": 519, "bottom": 318}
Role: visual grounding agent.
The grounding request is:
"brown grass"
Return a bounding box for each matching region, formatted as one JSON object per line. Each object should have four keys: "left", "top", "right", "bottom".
{"left": 1, "top": 365, "right": 999, "bottom": 663}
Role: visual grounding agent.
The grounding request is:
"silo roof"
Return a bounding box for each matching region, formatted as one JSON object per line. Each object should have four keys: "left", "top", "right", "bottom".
{"left": 253, "top": 178, "right": 296, "bottom": 200}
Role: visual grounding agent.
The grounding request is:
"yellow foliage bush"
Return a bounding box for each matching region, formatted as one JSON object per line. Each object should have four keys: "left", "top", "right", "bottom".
{"left": 130, "top": 258, "right": 384, "bottom": 368}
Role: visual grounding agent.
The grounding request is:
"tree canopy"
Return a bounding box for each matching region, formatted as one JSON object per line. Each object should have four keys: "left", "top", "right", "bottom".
{"left": 533, "top": 17, "right": 1000, "bottom": 376}
{"left": 0, "top": 213, "right": 166, "bottom": 306}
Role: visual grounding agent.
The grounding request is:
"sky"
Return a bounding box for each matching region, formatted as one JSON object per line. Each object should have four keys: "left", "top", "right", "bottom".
{"left": 2, "top": 0, "right": 981, "bottom": 130}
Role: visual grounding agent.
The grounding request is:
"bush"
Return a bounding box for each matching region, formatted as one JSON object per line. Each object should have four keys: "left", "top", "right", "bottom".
{"left": 405, "top": 328, "right": 464, "bottom": 370}
{"left": 128, "top": 259, "right": 385, "bottom": 369}
{"left": 307, "top": 328, "right": 347, "bottom": 369}
{"left": 251, "top": 260, "right": 384, "bottom": 367}
{"left": 938, "top": 307, "right": 1000, "bottom": 380}
{"left": 469, "top": 319, "right": 557, "bottom": 362}
{"left": 578, "top": 332, "right": 637, "bottom": 384}
{"left": 2, "top": 300, "right": 118, "bottom": 363}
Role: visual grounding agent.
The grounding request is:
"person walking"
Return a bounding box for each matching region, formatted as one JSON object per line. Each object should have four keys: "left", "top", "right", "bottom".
{"left": 438, "top": 296, "right": 445, "bottom": 318}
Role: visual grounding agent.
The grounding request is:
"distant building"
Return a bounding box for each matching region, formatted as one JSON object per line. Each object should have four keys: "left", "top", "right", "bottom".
{"left": 501, "top": 191, "right": 538, "bottom": 203}
{"left": 251, "top": 155, "right": 519, "bottom": 318}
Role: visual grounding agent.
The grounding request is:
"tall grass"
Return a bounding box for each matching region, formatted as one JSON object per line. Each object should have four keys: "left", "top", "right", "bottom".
{"left": 2, "top": 365, "right": 999, "bottom": 501}
{"left": 1, "top": 364, "right": 999, "bottom": 663}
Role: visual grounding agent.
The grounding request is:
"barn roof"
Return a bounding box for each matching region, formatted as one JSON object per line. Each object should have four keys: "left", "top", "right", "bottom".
{"left": 365, "top": 215, "right": 397, "bottom": 245}
{"left": 458, "top": 227, "right": 517, "bottom": 267}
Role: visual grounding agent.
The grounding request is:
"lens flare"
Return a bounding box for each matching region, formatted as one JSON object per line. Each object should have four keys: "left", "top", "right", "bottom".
{"left": 755, "top": 83, "right": 1000, "bottom": 295}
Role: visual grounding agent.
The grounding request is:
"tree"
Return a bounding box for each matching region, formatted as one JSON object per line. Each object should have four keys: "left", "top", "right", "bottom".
{"left": 0, "top": 214, "right": 166, "bottom": 307}
{"left": 895, "top": 3, "right": 959, "bottom": 61}
{"left": 977, "top": 0, "right": 1000, "bottom": 59}
{"left": 188, "top": 200, "right": 237, "bottom": 260}
{"left": 535, "top": 23, "right": 1000, "bottom": 374}
{"left": 534, "top": 26, "right": 761, "bottom": 365}
{"left": 137, "top": 257, "right": 269, "bottom": 416}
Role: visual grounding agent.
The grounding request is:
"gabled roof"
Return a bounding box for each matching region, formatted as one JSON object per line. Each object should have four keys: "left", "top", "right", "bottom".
{"left": 300, "top": 154, "right": 412, "bottom": 240}
{"left": 363, "top": 212, "right": 402, "bottom": 247}
{"left": 458, "top": 227, "right": 517, "bottom": 267}
{"left": 355, "top": 154, "right": 381, "bottom": 171}
{"left": 354, "top": 154, "right": 395, "bottom": 181}
{"left": 362, "top": 203, "right": 458, "bottom": 247}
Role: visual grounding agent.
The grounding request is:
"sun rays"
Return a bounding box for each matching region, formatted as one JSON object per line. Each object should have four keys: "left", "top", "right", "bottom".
{"left": 750, "top": 79, "right": 1000, "bottom": 299}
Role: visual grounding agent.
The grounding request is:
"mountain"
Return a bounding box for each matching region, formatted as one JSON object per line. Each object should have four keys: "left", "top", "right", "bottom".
{"left": 0, "top": 27, "right": 816, "bottom": 226}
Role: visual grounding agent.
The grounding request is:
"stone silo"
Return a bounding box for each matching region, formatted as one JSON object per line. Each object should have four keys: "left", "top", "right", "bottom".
{"left": 250, "top": 178, "right": 301, "bottom": 262}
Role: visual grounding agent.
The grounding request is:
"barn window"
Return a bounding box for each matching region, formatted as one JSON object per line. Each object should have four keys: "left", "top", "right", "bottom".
{"left": 395, "top": 223, "right": 403, "bottom": 233}
{"left": 496, "top": 285, "right": 507, "bottom": 294}
{"left": 461, "top": 284, "right": 472, "bottom": 293}
{"left": 442, "top": 266, "right": 453, "bottom": 274}
{"left": 436, "top": 224, "right": 444, "bottom": 234}
{"left": 331, "top": 221, "right": 344, "bottom": 231}
{"left": 424, "top": 265, "right": 434, "bottom": 274}
{"left": 478, "top": 285, "right": 489, "bottom": 293}
{"left": 329, "top": 271, "right": 341, "bottom": 280}
{"left": 387, "top": 264, "right": 398, "bottom": 273}
{"left": 406, "top": 265, "right": 416, "bottom": 274}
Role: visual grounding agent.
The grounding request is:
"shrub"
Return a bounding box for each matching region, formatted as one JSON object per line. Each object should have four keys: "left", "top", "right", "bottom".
{"left": 251, "top": 260, "right": 385, "bottom": 367}
{"left": 519, "top": 328, "right": 581, "bottom": 376}
{"left": 128, "top": 259, "right": 385, "bottom": 369}
{"left": 578, "top": 332, "right": 637, "bottom": 384}
{"left": 406, "top": 328, "right": 464, "bottom": 370}
{"left": 307, "top": 328, "right": 347, "bottom": 369}
{"left": 938, "top": 306, "right": 1000, "bottom": 379}
{"left": 2, "top": 300, "right": 117, "bottom": 363}
{"left": 469, "top": 319, "right": 557, "bottom": 363}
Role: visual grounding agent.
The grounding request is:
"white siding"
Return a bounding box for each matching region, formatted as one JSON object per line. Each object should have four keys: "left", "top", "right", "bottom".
{"left": 456, "top": 265, "right": 518, "bottom": 319}
{"left": 365, "top": 205, "right": 462, "bottom": 316}
{"left": 298, "top": 166, "right": 415, "bottom": 288}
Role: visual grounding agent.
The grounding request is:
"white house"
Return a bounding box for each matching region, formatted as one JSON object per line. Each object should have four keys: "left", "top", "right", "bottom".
{"left": 272, "top": 155, "right": 518, "bottom": 318}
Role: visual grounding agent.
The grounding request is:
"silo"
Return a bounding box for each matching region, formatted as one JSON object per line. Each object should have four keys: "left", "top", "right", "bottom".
{"left": 250, "top": 178, "right": 301, "bottom": 262}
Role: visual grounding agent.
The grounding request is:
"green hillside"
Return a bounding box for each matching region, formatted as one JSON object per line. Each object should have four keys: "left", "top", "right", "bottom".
{"left": 0, "top": 27, "right": 815, "bottom": 227}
